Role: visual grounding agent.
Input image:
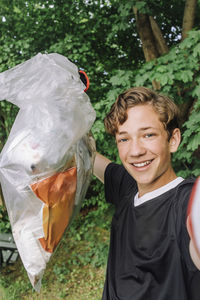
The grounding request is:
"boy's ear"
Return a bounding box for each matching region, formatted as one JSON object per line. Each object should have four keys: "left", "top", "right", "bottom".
{"left": 169, "top": 128, "right": 181, "bottom": 153}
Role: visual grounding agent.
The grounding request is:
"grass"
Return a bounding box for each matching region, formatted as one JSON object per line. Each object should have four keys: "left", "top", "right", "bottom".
{"left": 0, "top": 206, "right": 113, "bottom": 300}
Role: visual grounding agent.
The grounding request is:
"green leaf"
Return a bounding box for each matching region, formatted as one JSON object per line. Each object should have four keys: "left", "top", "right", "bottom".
{"left": 156, "top": 65, "right": 168, "bottom": 73}
{"left": 187, "top": 132, "right": 200, "bottom": 151}
{"left": 134, "top": 1, "right": 150, "bottom": 14}
{"left": 13, "top": 6, "right": 21, "bottom": 14}
{"left": 193, "top": 43, "right": 200, "bottom": 57}
{"left": 179, "top": 70, "right": 193, "bottom": 83}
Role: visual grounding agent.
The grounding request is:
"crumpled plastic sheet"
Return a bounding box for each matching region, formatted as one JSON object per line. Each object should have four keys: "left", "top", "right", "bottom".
{"left": 0, "top": 53, "right": 96, "bottom": 291}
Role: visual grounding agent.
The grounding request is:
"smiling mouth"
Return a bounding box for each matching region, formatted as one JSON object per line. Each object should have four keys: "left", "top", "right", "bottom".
{"left": 131, "top": 160, "right": 153, "bottom": 168}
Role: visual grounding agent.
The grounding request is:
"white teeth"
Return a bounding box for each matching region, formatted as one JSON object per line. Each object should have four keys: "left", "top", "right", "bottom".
{"left": 133, "top": 160, "right": 152, "bottom": 167}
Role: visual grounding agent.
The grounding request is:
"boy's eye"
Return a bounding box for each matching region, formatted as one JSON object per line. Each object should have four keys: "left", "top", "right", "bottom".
{"left": 145, "top": 133, "right": 155, "bottom": 138}
{"left": 118, "top": 138, "right": 128, "bottom": 143}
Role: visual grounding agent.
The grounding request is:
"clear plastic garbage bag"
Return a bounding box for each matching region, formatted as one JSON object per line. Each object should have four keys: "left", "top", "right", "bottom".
{"left": 0, "top": 53, "right": 96, "bottom": 291}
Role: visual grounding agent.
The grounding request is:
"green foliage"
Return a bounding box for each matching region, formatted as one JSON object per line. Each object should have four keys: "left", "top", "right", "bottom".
{"left": 173, "top": 101, "right": 200, "bottom": 177}
{"left": 0, "top": 205, "right": 11, "bottom": 233}
{"left": 134, "top": 1, "right": 152, "bottom": 14}
{"left": 60, "top": 206, "right": 112, "bottom": 272}
{"left": 0, "top": 101, "right": 19, "bottom": 149}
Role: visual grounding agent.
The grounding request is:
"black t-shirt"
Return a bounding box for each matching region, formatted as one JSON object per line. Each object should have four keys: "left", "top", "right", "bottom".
{"left": 102, "top": 163, "right": 200, "bottom": 300}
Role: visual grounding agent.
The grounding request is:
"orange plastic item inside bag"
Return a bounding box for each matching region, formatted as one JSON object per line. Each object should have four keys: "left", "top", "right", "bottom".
{"left": 31, "top": 167, "right": 77, "bottom": 253}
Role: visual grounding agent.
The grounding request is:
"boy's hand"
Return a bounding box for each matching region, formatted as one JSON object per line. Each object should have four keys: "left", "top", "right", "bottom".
{"left": 187, "top": 177, "right": 200, "bottom": 268}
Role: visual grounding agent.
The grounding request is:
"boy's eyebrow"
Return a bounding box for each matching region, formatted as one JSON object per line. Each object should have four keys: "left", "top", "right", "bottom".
{"left": 139, "top": 127, "right": 157, "bottom": 131}
{"left": 117, "top": 131, "right": 128, "bottom": 135}
{"left": 117, "top": 127, "right": 158, "bottom": 135}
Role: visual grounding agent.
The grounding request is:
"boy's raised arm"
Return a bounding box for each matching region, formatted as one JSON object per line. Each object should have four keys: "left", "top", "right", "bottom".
{"left": 187, "top": 177, "right": 200, "bottom": 270}
{"left": 93, "top": 152, "right": 111, "bottom": 184}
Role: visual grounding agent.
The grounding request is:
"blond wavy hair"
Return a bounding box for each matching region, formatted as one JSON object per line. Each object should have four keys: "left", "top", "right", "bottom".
{"left": 104, "top": 87, "right": 180, "bottom": 139}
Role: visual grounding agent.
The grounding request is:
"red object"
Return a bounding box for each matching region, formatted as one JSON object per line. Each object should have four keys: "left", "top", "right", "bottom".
{"left": 79, "top": 70, "right": 90, "bottom": 92}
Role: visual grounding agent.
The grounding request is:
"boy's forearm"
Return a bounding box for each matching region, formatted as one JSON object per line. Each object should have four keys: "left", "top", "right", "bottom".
{"left": 93, "top": 152, "right": 111, "bottom": 184}
{"left": 187, "top": 177, "right": 200, "bottom": 270}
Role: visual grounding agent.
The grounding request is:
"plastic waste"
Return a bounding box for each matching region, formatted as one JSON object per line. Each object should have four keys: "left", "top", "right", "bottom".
{"left": 0, "top": 53, "right": 96, "bottom": 291}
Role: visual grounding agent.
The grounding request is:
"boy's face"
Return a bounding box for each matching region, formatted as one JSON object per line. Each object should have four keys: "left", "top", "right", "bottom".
{"left": 115, "top": 104, "right": 181, "bottom": 196}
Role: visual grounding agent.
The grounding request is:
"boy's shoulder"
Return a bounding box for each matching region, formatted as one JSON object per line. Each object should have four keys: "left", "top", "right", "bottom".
{"left": 106, "top": 162, "right": 136, "bottom": 187}
{"left": 105, "top": 162, "right": 137, "bottom": 206}
{"left": 173, "top": 177, "right": 196, "bottom": 208}
{"left": 177, "top": 177, "right": 196, "bottom": 191}
{"left": 106, "top": 162, "right": 130, "bottom": 179}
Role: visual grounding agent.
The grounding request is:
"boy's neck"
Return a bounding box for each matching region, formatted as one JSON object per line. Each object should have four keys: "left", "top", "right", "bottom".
{"left": 137, "top": 169, "right": 177, "bottom": 197}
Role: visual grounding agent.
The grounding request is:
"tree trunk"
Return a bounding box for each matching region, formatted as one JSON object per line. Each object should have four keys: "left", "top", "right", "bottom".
{"left": 149, "top": 16, "right": 169, "bottom": 55}
{"left": 182, "top": 0, "right": 197, "bottom": 40}
{"left": 133, "top": 8, "right": 159, "bottom": 62}
{"left": 133, "top": 8, "right": 169, "bottom": 90}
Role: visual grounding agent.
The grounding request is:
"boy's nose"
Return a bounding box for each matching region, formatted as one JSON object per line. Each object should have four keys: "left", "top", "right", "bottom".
{"left": 128, "top": 139, "right": 146, "bottom": 157}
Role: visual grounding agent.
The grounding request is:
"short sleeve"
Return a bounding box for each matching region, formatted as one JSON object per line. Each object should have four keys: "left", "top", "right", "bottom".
{"left": 104, "top": 162, "right": 137, "bottom": 206}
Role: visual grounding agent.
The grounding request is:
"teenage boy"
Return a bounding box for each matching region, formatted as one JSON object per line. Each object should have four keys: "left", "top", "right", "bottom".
{"left": 93, "top": 87, "right": 200, "bottom": 300}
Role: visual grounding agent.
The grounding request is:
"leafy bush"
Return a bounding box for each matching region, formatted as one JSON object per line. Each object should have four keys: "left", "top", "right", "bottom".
{"left": 0, "top": 205, "right": 11, "bottom": 233}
